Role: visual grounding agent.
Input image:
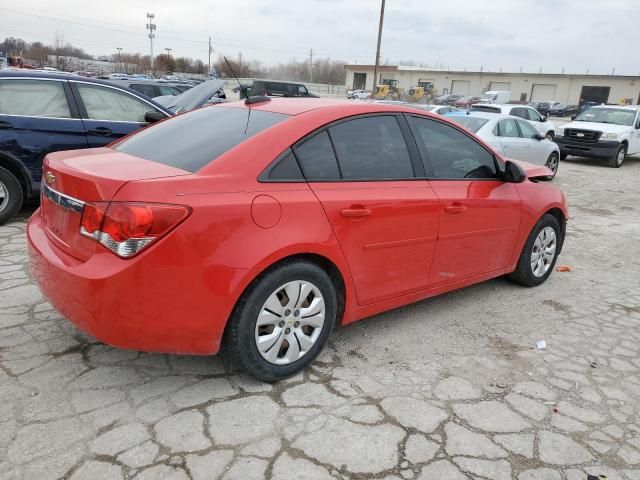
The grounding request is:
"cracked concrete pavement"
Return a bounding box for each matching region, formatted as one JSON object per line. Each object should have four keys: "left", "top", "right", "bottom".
{"left": 1, "top": 155, "right": 640, "bottom": 479}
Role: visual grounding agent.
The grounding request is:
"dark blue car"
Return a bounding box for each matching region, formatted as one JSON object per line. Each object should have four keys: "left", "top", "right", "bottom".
{"left": 0, "top": 71, "right": 173, "bottom": 224}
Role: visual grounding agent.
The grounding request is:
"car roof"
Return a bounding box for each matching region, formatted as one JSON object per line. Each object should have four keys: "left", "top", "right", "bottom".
{"left": 446, "top": 111, "right": 525, "bottom": 122}
{"left": 588, "top": 104, "right": 639, "bottom": 111}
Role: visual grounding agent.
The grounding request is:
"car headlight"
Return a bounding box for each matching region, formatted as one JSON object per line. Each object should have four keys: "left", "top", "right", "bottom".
{"left": 602, "top": 133, "right": 618, "bottom": 140}
{"left": 556, "top": 128, "right": 564, "bottom": 136}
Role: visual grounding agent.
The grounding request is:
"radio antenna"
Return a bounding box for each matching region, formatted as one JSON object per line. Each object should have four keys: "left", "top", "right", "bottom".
{"left": 224, "top": 56, "right": 270, "bottom": 105}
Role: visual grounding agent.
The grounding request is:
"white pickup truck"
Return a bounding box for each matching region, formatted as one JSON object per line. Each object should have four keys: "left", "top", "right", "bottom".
{"left": 554, "top": 105, "right": 640, "bottom": 168}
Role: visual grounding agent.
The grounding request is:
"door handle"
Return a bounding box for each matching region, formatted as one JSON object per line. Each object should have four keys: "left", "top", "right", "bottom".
{"left": 87, "top": 127, "right": 113, "bottom": 136}
{"left": 341, "top": 207, "right": 372, "bottom": 219}
{"left": 445, "top": 204, "right": 467, "bottom": 215}
{"left": 0, "top": 121, "right": 13, "bottom": 130}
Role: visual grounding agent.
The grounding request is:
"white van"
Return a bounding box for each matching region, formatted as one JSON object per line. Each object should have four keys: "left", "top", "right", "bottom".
{"left": 479, "top": 91, "right": 511, "bottom": 104}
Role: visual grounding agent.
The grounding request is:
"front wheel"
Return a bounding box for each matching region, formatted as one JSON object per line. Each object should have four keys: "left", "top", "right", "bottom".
{"left": 608, "top": 144, "right": 626, "bottom": 168}
{"left": 0, "top": 166, "right": 24, "bottom": 225}
{"left": 545, "top": 131, "right": 555, "bottom": 140}
{"left": 509, "top": 214, "right": 562, "bottom": 287}
{"left": 223, "top": 260, "right": 337, "bottom": 382}
{"left": 545, "top": 152, "right": 560, "bottom": 180}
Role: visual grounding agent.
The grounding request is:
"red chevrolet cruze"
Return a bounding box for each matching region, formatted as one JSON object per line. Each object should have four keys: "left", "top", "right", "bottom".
{"left": 28, "top": 98, "right": 568, "bottom": 381}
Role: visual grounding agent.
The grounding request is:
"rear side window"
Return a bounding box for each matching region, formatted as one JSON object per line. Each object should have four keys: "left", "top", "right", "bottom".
{"left": 114, "top": 106, "right": 288, "bottom": 172}
{"left": 329, "top": 116, "right": 414, "bottom": 180}
{"left": 0, "top": 80, "right": 71, "bottom": 118}
{"left": 294, "top": 131, "right": 341, "bottom": 180}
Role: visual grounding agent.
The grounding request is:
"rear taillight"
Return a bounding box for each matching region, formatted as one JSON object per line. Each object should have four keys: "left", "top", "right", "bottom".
{"left": 80, "top": 202, "right": 191, "bottom": 258}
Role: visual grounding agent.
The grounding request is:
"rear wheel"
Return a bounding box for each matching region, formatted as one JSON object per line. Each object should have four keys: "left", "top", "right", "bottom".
{"left": 545, "top": 152, "right": 560, "bottom": 179}
{"left": 608, "top": 144, "right": 626, "bottom": 168}
{"left": 224, "top": 260, "right": 337, "bottom": 382}
{"left": 0, "top": 166, "right": 23, "bottom": 225}
{"left": 509, "top": 214, "right": 562, "bottom": 287}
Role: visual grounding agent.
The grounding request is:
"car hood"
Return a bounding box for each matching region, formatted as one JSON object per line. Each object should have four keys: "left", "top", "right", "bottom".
{"left": 165, "top": 79, "right": 226, "bottom": 113}
{"left": 152, "top": 95, "right": 174, "bottom": 107}
{"left": 510, "top": 159, "right": 553, "bottom": 180}
{"left": 562, "top": 121, "right": 631, "bottom": 133}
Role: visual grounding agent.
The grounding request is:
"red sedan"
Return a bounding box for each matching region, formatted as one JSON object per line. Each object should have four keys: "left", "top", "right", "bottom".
{"left": 28, "top": 98, "right": 568, "bottom": 381}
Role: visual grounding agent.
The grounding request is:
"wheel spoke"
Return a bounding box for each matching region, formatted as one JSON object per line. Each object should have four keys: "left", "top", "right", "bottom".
{"left": 300, "top": 313, "right": 325, "bottom": 329}
{"left": 283, "top": 281, "right": 302, "bottom": 309}
{"left": 263, "top": 294, "right": 285, "bottom": 317}
{"left": 295, "top": 282, "right": 314, "bottom": 309}
{"left": 301, "top": 296, "right": 324, "bottom": 318}
{"left": 263, "top": 331, "right": 286, "bottom": 362}
{"left": 294, "top": 330, "right": 315, "bottom": 352}
{"left": 257, "top": 328, "right": 283, "bottom": 354}
{"left": 283, "top": 333, "right": 301, "bottom": 363}
{"left": 257, "top": 309, "right": 280, "bottom": 327}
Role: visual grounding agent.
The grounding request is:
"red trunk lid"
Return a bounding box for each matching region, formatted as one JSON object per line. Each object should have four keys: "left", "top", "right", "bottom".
{"left": 41, "top": 148, "right": 190, "bottom": 261}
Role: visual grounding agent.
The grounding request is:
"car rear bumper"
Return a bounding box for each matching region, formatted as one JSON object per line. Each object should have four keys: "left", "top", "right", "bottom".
{"left": 554, "top": 137, "right": 619, "bottom": 158}
{"left": 27, "top": 210, "right": 248, "bottom": 355}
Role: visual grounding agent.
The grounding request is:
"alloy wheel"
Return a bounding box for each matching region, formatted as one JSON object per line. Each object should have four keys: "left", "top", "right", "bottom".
{"left": 0, "top": 181, "right": 8, "bottom": 213}
{"left": 254, "top": 280, "right": 325, "bottom": 365}
{"left": 546, "top": 153, "right": 559, "bottom": 174}
{"left": 531, "top": 227, "right": 556, "bottom": 277}
{"left": 616, "top": 148, "right": 625, "bottom": 167}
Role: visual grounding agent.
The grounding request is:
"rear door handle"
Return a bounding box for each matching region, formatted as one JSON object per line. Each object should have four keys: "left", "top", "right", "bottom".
{"left": 0, "top": 121, "right": 13, "bottom": 130}
{"left": 87, "top": 127, "right": 113, "bottom": 136}
{"left": 445, "top": 204, "right": 467, "bottom": 215}
{"left": 341, "top": 208, "right": 371, "bottom": 218}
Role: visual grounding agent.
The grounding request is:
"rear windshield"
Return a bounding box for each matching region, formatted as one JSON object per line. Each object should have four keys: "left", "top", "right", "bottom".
{"left": 447, "top": 116, "right": 489, "bottom": 133}
{"left": 114, "top": 106, "right": 288, "bottom": 172}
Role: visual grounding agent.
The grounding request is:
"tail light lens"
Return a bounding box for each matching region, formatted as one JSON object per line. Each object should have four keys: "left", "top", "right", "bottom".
{"left": 80, "top": 202, "right": 191, "bottom": 258}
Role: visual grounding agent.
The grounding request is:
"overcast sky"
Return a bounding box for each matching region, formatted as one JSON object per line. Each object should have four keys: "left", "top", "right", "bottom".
{"left": 2, "top": 0, "right": 639, "bottom": 74}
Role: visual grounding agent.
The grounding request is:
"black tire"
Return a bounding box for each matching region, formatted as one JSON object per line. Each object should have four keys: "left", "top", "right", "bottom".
{"left": 0, "top": 166, "right": 23, "bottom": 225}
{"left": 560, "top": 153, "right": 568, "bottom": 161}
{"left": 545, "top": 152, "right": 560, "bottom": 180}
{"left": 509, "top": 214, "right": 562, "bottom": 287}
{"left": 608, "top": 144, "right": 626, "bottom": 168}
{"left": 545, "top": 131, "right": 555, "bottom": 140}
{"left": 223, "top": 260, "right": 337, "bottom": 382}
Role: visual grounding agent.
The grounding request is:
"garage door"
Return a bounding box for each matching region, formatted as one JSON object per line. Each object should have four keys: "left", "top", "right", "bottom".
{"left": 451, "top": 80, "right": 471, "bottom": 96}
{"left": 531, "top": 84, "right": 557, "bottom": 102}
{"left": 490, "top": 82, "right": 511, "bottom": 91}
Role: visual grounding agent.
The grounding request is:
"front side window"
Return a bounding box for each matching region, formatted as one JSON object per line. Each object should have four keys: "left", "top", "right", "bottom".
{"left": 298, "top": 85, "right": 309, "bottom": 96}
{"left": 409, "top": 116, "right": 497, "bottom": 179}
{"left": 0, "top": 80, "right": 71, "bottom": 118}
{"left": 517, "top": 120, "right": 540, "bottom": 139}
{"left": 329, "top": 116, "right": 414, "bottom": 180}
{"left": 76, "top": 84, "right": 157, "bottom": 122}
{"left": 526, "top": 108, "right": 542, "bottom": 121}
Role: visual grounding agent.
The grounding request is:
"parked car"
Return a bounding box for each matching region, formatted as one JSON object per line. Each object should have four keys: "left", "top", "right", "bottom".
{"left": 479, "top": 90, "right": 511, "bottom": 104}
{"left": 446, "top": 111, "right": 561, "bottom": 178}
{"left": 553, "top": 105, "right": 640, "bottom": 167}
{"left": 413, "top": 104, "right": 461, "bottom": 115}
{"left": 153, "top": 79, "right": 226, "bottom": 113}
{"left": 433, "top": 94, "right": 462, "bottom": 105}
{"left": 528, "top": 101, "right": 554, "bottom": 117}
{"left": 107, "top": 79, "right": 183, "bottom": 99}
{"left": 454, "top": 96, "right": 482, "bottom": 108}
{"left": 578, "top": 101, "right": 599, "bottom": 114}
{"left": 469, "top": 104, "right": 556, "bottom": 139}
{"left": 0, "top": 72, "right": 223, "bottom": 224}
{"left": 27, "top": 98, "right": 567, "bottom": 381}
{"left": 252, "top": 79, "right": 319, "bottom": 98}
{"left": 347, "top": 89, "right": 370, "bottom": 100}
{"left": 549, "top": 103, "right": 578, "bottom": 117}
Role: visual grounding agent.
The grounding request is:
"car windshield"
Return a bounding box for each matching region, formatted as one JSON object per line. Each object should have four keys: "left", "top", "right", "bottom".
{"left": 447, "top": 116, "right": 489, "bottom": 133}
{"left": 575, "top": 108, "right": 636, "bottom": 126}
{"left": 418, "top": 105, "right": 436, "bottom": 111}
{"left": 114, "top": 106, "right": 288, "bottom": 172}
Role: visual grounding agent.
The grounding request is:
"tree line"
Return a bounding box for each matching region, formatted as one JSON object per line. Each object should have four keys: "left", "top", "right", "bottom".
{"left": 1, "top": 36, "right": 348, "bottom": 84}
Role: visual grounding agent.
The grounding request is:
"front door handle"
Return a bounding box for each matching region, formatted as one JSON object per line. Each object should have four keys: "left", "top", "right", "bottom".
{"left": 87, "top": 127, "right": 113, "bottom": 136}
{"left": 341, "top": 207, "right": 372, "bottom": 219}
{"left": 0, "top": 121, "right": 13, "bottom": 130}
{"left": 445, "top": 204, "right": 467, "bottom": 215}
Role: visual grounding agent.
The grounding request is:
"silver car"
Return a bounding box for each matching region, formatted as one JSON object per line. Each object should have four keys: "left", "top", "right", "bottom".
{"left": 446, "top": 112, "right": 560, "bottom": 178}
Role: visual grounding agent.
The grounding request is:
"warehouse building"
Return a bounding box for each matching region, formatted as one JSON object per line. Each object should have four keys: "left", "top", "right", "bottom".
{"left": 344, "top": 65, "right": 640, "bottom": 105}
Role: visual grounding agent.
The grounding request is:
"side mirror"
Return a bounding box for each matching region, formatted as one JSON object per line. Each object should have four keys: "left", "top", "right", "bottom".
{"left": 145, "top": 111, "right": 166, "bottom": 123}
{"left": 636, "top": 122, "right": 640, "bottom": 129}
{"left": 535, "top": 133, "right": 544, "bottom": 141}
{"left": 504, "top": 161, "right": 526, "bottom": 183}
{"left": 570, "top": 115, "right": 577, "bottom": 121}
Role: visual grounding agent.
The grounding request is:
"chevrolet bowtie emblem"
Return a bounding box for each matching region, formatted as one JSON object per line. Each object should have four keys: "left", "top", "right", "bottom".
{"left": 45, "top": 171, "right": 56, "bottom": 184}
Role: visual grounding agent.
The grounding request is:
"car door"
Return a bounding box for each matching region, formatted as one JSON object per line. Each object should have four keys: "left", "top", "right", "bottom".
{"left": 515, "top": 119, "right": 547, "bottom": 164}
{"left": 71, "top": 81, "right": 169, "bottom": 147}
{"left": 407, "top": 115, "right": 521, "bottom": 285}
{"left": 0, "top": 78, "right": 88, "bottom": 189}
{"left": 630, "top": 111, "right": 640, "bottom": 154}
{"left": 295, "top": 115, "right": 440, "bottom": 305}
{"left": 494, "top": 118, "right": 530, "bottom": 160}
{"left": 523, "top": 107, "right": 548, "bottom": 136}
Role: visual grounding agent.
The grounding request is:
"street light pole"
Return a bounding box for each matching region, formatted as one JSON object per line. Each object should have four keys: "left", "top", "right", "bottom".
{"left": 146, "top": 13, "right": 156, "bottom": 71}
{"left": 372, "top": 0, "right": 385, "bottom": 92}
{"left": 116, "top": 47, "right": 122, "bottom": 73}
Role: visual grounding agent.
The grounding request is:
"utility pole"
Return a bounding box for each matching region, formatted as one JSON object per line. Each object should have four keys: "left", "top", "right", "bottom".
{"left": 372, "top": 0, "right": 385, "bottom": 91}
{"left": 208, "top": 36, "right": 213, "bottom": 73}
{"left": 309, "top": 48, "right": 314, "bottom": 83}
{"left": 146, "top": 13, "right": 156, "bottom": 71}
{"left": 116, "top": 47, "right": 122, "bottom": 72}
{"left": 238, "top": 52, "right": 242, "bottom": 73}
{"left": 165, "top": 48, "right": 172, "bottom": 57}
